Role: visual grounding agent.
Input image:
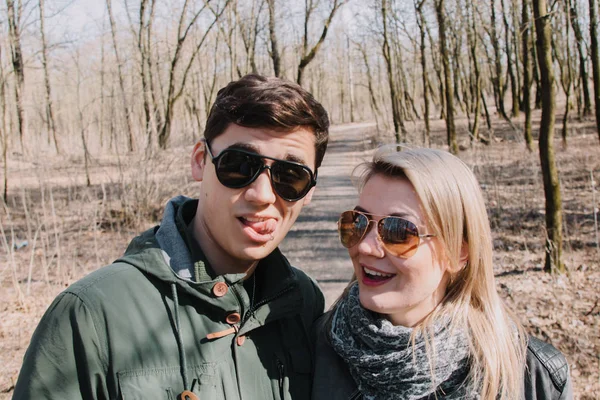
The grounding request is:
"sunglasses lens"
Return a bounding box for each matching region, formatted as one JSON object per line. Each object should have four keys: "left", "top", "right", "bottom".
{"left": 215, "top": 150, "right": 262, "bottom": 187}
{"left": 379, "top": 217, "right": 420, "bottom": 257}
{"left": 271, "top": 162, "right": 313, "bottom": 201}
{"left": 338, "top": 211, "right": 368, "bottom": 248}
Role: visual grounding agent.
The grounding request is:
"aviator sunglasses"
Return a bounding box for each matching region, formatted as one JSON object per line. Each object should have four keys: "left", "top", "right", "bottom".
{"left": 338, "top": 210, "right": 435, "bottom": 258}
{"left": 204, "top": 140, "right": 317, "bottom": 202}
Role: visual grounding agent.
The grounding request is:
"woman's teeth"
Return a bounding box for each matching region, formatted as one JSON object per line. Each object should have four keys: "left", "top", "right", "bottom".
{"left": 363, "top": 266, "right": 394, "bottom": 278}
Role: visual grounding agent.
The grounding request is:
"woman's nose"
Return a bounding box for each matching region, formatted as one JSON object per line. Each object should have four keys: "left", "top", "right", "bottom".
{"left": 356, "top": 224, "right": 385, "bottom": 258}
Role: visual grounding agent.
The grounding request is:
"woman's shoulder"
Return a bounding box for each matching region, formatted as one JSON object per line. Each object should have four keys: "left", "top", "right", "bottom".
{"left": 313, "top": 310, "right": 333, "bottom": 337}
{"left": 311, "top": 309, "right": 359, "bottom": 400}
{"left": 525, "top": 336, "right": 572, "bottom": 400}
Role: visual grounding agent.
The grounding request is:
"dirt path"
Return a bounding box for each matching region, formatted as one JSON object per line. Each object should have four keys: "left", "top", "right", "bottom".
{"left": 280, "top": 122, "right": 377, "bottom": 306}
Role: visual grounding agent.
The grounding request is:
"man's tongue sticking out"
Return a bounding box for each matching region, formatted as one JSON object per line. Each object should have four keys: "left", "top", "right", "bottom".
{"left": 242, "top": 218, "right": 277, "bottom": 241}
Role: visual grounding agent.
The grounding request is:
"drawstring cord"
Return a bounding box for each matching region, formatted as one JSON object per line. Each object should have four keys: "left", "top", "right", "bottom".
{"left": 171, "top": 283, "right": 190, "bottom": 391}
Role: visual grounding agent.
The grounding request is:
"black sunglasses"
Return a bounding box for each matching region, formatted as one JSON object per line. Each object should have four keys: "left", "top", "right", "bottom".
{"left": 338, "top": 210, "right": 435, "bottom": 258}
{"left": 204, "top": 140, "right": 317, "bottom": 202}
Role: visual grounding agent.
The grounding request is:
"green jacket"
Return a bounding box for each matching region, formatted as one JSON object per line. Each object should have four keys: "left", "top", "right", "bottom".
{"left": 14, "top": 197, "right": 324, "bottom": 399}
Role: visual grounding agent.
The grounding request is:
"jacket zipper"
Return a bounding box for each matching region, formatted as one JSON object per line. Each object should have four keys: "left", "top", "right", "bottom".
{"left": 277, "top": 357, "right": 285, "bottom": 400}
{"left": 241, "top": 284, "right": 296, "bottom": 325}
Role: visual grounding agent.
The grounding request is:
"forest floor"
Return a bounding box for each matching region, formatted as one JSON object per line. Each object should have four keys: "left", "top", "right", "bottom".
{"left": 0, "top": 109, "right": 599, "bottom": 399}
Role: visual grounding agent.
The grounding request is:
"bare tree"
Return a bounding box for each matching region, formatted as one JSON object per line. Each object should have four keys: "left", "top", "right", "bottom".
{"left": 266, "top": 0, "right": 281, "bottom": 77}
{"left": 500, "top": 0, "right": 519, "bottom": 117}
{"left": 435, "top": 0, "right": 457, "bottom": 153}
{"left": 135, "top": 0, "right": 159, "bottom": 151}
{"left": 568, "top": 0, "right": 591, "bottom": 117}
{"left": 381, "top": 0, "right": 406, "bottom": 143}
{"left": 106, "top": 0, "right": 135, "bottom": 152}
{"left": 6, "top": 0, "right": 26, "bottom": 150}
{"left": 158, "top": 0, "right": 230, "bottom": 149}
{"left": 532, "top": 0, "right": 564, "bottom": 273}
{"left": 589, "top": 0, "right": 600, "bottom": 143}
{"left": 39, "top": 0, "right": 59, "bottom": 154}
{"left": 521, "top": 0, "right": 533, "bottom": 151}
{"left": 555, "top": 0, "right": 574, "bottom": 147}
{"left": 0, "top": 39, "right": 8, "bottom": 201}
{"left": 297, "top": 0, "right": 346, "bottom": 86}
{"left": 234, "top": 0, "right": 263, "bottom": 75}
{"left": 488, "top": 0, "right": 508, "bottom": 119}
{"left": 415, "top": 0, "right": 430, "bottom": 146}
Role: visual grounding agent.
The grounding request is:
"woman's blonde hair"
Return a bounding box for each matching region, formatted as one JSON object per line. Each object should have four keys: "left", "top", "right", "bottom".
{"left": 336, "top": 145, "right": 527, "bottom": 399}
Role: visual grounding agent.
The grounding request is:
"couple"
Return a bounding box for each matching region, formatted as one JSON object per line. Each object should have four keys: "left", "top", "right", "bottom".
{"left": 14, "top": 75, "right": 571, "bottom": 399}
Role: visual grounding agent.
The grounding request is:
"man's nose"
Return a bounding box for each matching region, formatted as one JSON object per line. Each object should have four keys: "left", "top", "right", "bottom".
{"left": 244, "top": 168, "right": 277, "bottom": 204}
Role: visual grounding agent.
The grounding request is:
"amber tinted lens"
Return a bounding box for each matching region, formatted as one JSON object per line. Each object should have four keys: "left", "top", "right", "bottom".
{"left": 378, "top": 217, "right": 420, "bottom": 257}
{"left": 338, "top": 211, "right": 369, "bottom": 248}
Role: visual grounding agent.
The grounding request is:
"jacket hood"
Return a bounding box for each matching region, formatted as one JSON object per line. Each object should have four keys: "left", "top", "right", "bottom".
{"left": 114, "top": 196, "right": 299, "bottom": 306}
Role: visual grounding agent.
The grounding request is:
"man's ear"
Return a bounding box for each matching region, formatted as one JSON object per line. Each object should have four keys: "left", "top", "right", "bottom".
{"left": 302, "top": 186, "right": 316, "bottom": 205}
{"left": 191, "top": 141, "right": 206, "bottom": 182}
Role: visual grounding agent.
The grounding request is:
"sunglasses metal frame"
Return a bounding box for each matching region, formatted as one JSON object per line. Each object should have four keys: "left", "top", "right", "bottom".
{"left": 203, "top": 139, "right": 317, "bottom": 202}
{"left": 338, "top": 210, "right": 436, "bottom": 258}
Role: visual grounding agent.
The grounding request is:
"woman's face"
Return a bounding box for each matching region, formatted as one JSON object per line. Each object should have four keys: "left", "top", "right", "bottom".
{"left": 348, "top": 173, "right": 451, "bottom": 327}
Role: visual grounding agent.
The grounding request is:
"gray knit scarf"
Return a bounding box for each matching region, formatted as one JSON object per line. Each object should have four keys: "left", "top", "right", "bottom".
{"left": 329, "top": 283, "right": 480, "bottom": 400}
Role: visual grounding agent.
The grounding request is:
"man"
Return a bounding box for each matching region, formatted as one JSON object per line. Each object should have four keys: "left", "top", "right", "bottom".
{"left": 14, "top": 74, "right": 329, "bottom": 399}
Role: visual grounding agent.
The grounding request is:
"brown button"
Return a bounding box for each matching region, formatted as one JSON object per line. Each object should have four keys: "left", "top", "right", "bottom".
{"left": 225, "top": 312, "right": 241, "bottom": 325}
{"left": 237, "top": 335, "right": 246, "bottom": 346}
{"left": 180, "top": 390, "right": 199, "bottom": 400}
{"left": 212, "top": 282, "right": 228, "bottom": 297}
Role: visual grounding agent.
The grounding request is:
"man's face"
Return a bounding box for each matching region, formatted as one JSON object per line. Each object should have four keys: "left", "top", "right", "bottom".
{"left": 191, "top": 124, "right": 317, "bottom": 274}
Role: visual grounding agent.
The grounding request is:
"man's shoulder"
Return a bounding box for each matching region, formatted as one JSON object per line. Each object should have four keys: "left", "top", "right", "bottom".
{"left": 61, "top": 258, "right": 160, "bottom": 313}
{"left": 289, "top": 265, "right": 323, "bottom": 299}
{"left": 287, "top": 265, "right": 325, "bottom": 320}
{"left": 525, "top": 336, "right": 571, "bottom": 397}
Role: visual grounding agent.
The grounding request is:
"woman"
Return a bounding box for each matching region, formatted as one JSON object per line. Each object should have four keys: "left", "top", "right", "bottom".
{"left": 312, "top": 146, "right": 572, "bottom": 400}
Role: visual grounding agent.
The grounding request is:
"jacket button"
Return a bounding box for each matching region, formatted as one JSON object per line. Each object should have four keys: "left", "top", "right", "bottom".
{"left": 212, "top": 282, "right": 228, "bottom": 297}
{"left": 237, "top": 335, "right": 246, "bottom": 346}
{"left": 226, "top": 312, "right": 241, "bottom": 324}
{"left": 180, "top": 390, "right": 199, "bottom": 400}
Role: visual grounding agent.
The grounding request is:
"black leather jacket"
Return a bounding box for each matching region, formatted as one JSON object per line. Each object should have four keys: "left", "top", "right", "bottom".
{"left": 312, "top": 313, "right": 573, "bottom": 399}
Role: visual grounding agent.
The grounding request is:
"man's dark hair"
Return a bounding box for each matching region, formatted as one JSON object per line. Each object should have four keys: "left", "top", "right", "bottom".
{"left": 204, "top": 74, "right": 330, "bottom": 169}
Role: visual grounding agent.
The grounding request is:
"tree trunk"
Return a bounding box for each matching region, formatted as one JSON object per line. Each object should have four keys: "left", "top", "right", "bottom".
{"left": 521, "top": 0, "right": 533, "bottom": 151}
{"left": 266, "top": 0, "right": 281, "bottom": 77}
{"left": 531, "top": 33, "right": 543, "bottom": 109}
{"left": 297, "top": 0, "right": 344, "bottom": 86}
{"left": 589, "top": 0, "right": 600, "bottom": 143}
{"left": 0, "top": 46, "right": 8, "bottom": 201}
{"left": 39, "top": 0, "right": 59, "bottom": 154}
{"left": 106, "top": 0, "right": 135, "bottom": 152}
{"left": 467, "top": 0, "right": 482, "bottom": 143}
{"left": 416, "top": 0, "right": 430, "bottom": 146}
{"left": 381, "top": 0, "right": 406, "bottom": 143}
{"left": 532, "top": 0, "right": 564, "bottom": 273}
{"left": 347, "top": 37, "right": 355, "bottom": 122}
{"left": 501, "top": 0, "right": 519, "bottom": 117}
{"left": 6, "top": 0, "right": 26, "bottom": 150}
{"left": 138, "top": 0, "right": 158, "bottom": 152}
{"left": 569, "top": 0, "right": 591, "bottom": 116}
{"left": 558, "top": 0, "right": 574, "bottom": 147}
{"left": 158, "top": 0, "right": 228, "bottom": 149}
{"left": 357, "top": 42, "right": 381, "bottom": 126}
{"left": 490, "top": 0, "right": 508, "bottom": 119}
{"left": 435, "top": 0, "right": 457, "bottom": 153}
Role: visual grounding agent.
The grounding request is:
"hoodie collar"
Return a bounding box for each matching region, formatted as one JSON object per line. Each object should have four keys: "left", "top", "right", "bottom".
{"left": 127, "top": 196, "right": 298, "bottom": 302}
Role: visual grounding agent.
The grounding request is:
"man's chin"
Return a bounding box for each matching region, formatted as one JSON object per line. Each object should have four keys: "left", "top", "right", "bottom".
{"left": 236, "top": 240, "right": 280, "bottom": 261}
